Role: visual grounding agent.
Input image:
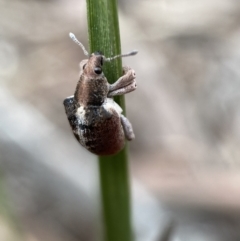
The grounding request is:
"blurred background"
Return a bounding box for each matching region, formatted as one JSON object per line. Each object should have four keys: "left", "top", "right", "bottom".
{"left": 1, "top": 0, "right": 240, "bottom": 240}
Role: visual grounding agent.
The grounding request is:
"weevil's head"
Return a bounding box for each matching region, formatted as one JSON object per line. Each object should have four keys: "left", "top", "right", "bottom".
{"left": 69, "top": 32, "right": 138, "bottom": 106}
{"left": 69, "top": 33, "right": 138, "bottom": 79}
{"left": 80, "top": 52, "right": 105, "bottom": 79}
{"left": 77, "top": 52, "right": 108, "bottom": 107}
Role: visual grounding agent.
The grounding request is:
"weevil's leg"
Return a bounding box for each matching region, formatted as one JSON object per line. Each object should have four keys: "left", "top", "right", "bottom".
{"left": 63, "top": 95, "right": 76, "bottom": 117}
{"left": 108, "top": 66, "right": 136, "bottom": 96}
{"left": 120, "top": 114, "right": 135, "bottom": 141}
{"left": 108, "top": 80, "right": 137, "bottom": 97}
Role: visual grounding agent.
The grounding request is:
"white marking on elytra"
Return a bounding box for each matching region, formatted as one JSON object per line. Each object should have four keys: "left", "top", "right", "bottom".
{"left": 104, "top": 98, "right": 122, "bottom": 115}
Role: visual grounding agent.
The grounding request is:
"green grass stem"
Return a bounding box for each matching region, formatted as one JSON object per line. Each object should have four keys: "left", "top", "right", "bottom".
{"left": 86, "top": 0, "right": 132, "bottom": 241}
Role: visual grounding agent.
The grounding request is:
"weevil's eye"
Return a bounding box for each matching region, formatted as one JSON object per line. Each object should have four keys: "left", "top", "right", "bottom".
{"left": 94, "top": 67, "right": 102, "bottom": 74}
{"left": 83, "top": 64, "right": 86, "bottom": 69}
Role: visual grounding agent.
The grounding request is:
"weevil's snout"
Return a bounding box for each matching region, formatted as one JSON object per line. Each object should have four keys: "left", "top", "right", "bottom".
{"left": 92, "top": 52, "right": 104, "bottom": 66}
{"left": 84, "top": 53, "right": 104, "bottom": 77}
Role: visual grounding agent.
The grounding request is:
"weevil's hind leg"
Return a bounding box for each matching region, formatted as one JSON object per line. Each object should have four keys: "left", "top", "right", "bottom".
{"left": 120, "top": 114, "right": 135, "bottom": 141}
{"left": 63, "top": 95, "right": 76, "bottom": 117}
{"left": 108, "top": 66, "right": 137, "bottom": 97}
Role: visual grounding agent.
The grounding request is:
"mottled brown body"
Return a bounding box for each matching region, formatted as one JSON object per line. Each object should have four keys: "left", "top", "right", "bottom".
{"left": 64, "top": 42, "right": 137, "bottom": 156}
{"left": 76, "top": 106, "right": 125, "bottom": 155}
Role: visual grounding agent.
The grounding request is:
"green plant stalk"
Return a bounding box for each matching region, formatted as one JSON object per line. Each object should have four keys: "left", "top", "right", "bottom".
{"left": 86, "top": 0, "right": 132, "bottom": 241}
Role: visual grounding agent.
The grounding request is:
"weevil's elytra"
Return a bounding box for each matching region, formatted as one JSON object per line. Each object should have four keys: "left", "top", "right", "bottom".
{"left": 63, "top": 33, "right": 137, "bottom": 155}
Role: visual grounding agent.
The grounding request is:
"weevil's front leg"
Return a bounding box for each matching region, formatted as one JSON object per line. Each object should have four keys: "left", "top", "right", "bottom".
{"left": 120, "top": 114, "right": 135, "bottom": 141}
{"left": 108, "top": 66, "right": 137, "bottom": 97}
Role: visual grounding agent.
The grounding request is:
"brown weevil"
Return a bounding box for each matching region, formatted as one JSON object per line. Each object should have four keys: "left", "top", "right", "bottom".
{"left": 63, "top": 33, "right": 137, "bottom": 156}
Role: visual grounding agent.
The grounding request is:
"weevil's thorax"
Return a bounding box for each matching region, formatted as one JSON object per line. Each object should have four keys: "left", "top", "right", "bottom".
{"left": 75, "top": 53, "right": 109, "bottom": 107}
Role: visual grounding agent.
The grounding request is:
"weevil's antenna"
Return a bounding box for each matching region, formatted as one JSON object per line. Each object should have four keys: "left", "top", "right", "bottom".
{"left": 69, "top": 32, "right": 89, "bottom": 56}
{"left": 104, "top": 50, "right": 138, "bottom": 62}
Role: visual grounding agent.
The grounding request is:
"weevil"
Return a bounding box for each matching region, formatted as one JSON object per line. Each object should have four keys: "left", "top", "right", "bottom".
{"left": 63, "top": 33, "right": 137, "bottom": 156}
